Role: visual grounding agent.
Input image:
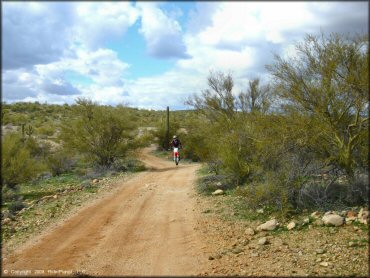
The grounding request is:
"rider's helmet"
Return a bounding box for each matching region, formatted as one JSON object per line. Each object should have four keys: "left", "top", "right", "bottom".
{"left": 173, "top": 135, "right": 177, "bottom": 139}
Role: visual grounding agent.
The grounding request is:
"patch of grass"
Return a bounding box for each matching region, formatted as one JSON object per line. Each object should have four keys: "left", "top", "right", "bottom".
{"left": 352, "top": 221, "right": 369, "bottom": 232}
{"left": 224, "top": 196, "right": 266, "bottom": 222}
{"left": 196, "top": 174, "right": 231, "bottom": 195}
{"left": 348, "top": 238, "right": 369, "bottom": 248}
{"left": 125, "top": 159, "right": 146, "bottom": 172}
{"left": 197, "top": 165, "right": 211, "bottom": 176}
{"left": 85, "top": 186, "right": 98, "bottom": 193}
{"left": 152, "top": 149, "right": 169, "bottom": 159}
{"left": 19, "top": 173, "right": 81, "bottom": 203}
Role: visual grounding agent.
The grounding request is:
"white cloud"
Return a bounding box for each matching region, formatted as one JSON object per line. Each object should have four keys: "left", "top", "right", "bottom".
{"left": 175, "top": 1, "right": 368, "bottom": 91}
{"left": 122, "top": 71, "right": 205, "bottom": 110}
{"left": 2, "top": 2, "right": 140, "bottom": 70}
{"left": 137, "top": 3, "right": 190, "bottom": 59}
{"left": 70, "top": 48, "right": 130, "bottom": 86}
{"left": 34, "top": 47, "right": 130, "bottom": 87}
{"left": 2, "top": 2, "right": 74, "bottom": 69}
{"left": 73, "top": 2, "right": 140, "bottom": 49}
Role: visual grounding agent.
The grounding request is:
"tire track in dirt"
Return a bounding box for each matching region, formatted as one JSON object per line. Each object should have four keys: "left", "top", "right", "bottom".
{"left": 2, "top": 147, "right": 207, "bottom": 276}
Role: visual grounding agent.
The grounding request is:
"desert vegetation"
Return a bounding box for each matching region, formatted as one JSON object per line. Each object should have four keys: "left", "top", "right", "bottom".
{"left": 1, "top": 99, "right": 163, "bottom": 220}
{"left": 183, "top": 32, "right": 368, "bottom": 215}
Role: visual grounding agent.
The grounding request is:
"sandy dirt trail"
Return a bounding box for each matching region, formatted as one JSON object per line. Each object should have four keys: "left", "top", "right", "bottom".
{"left": 3, "top": 147, "right": 207, "bottom": 276}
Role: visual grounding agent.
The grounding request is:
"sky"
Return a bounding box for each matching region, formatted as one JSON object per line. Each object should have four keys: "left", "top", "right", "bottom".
{"left": 2, "top": 1, "right": 368, "bottom": 110}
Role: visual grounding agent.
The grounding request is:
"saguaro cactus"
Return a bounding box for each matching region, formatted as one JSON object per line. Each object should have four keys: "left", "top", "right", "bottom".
{"left": 25, "top": 125, "right": 34, "bottom": 137}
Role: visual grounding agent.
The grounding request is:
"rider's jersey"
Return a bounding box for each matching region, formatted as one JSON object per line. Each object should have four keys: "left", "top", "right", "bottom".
{"left": 171, "top": 138, "right": 182, "bottom": 148}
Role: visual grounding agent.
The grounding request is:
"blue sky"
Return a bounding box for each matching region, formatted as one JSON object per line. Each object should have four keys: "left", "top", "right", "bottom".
{"left": 2, "top": 1, "right": 368, "bottom": 110}
{"left": 106, "top": 24, "right": 175, "bottom": 79}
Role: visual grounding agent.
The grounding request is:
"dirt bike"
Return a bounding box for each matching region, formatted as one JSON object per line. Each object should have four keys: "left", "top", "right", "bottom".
{"left": 173, "top": 147, "right": 180, "bottom": 166}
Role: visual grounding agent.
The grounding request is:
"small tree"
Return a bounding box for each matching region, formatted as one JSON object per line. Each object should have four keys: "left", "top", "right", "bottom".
{"left": 238, "top": 78, "right": 271, "bottom": 114}
{"left": 266, "top": 32, "right": 369, "bottom": 177}
{"left": 187, "top": 71, "right": 237, "bottom": 126}
{"left": 186, "top": 71, "right": 259, "bottom": 183}
{"left": 61, "top": 98, "right": 137, "bottom": 167}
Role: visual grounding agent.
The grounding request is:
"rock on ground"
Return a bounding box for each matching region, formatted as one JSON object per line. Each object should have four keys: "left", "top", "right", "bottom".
{"left": 245, "top": 228, "right": 255, "bottom": 236}
{"left": 212, "top": 189, "right": 224, "bottom": 196}
{"left": 258, "top": 237, "right": 269, "bottom": 245}
{"left": 322, "top": 214, "right": 344, "bottom": 226}
{"left": 257, "top": 219, "right": 279, "bottom": 231}
{"left": 287, "top": 221, "right": 296, "bottom": 230}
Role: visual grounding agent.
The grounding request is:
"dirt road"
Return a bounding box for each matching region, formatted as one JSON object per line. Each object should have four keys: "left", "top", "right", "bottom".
{"left": 3, "top": 147, "right": 207, "bottom": 276}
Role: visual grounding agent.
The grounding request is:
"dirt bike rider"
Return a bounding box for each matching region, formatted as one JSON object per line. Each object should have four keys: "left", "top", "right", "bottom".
{"left": 170, "top": 135, "right": 182, "bottom": 161}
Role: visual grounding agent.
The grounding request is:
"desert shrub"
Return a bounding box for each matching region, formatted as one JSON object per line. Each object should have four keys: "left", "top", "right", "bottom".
{"left": 8, "top": 200, "right": 26, "bottom": 215}
{"left": 24, "top": 137, "right": 51, "bottom": 159}
{"left": 2, "top": 133, "right": 46, "bottom": 188}
{"left": 48, "top": 151, "right": 76, "bottom": 176}
{"left": 61, "top": 98, "right": 139, "bottom": 167}
{"left": 37, "top": 125, "right": 56, "bottom": 137}
{"left": 83, "top": 167, "right": 109, "bottom": 180}
{"left": 125, "top": 159, "right": 146, "bottom": 172}
{"left": 296, "top": 172, "right": 369, "bottom": 211}
{"left": 80, "top": 180, "right": 94, "bottom": 189}
{"left": 2, "top": 185, "right": 19, "bottom": 202}
{"left": 111, "top": 159, "right": 128, "bottom": 172}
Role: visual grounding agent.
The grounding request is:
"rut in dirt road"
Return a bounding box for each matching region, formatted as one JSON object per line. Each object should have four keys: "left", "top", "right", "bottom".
{"left": 3, "top": 148, "right": 208, "bottom": 276}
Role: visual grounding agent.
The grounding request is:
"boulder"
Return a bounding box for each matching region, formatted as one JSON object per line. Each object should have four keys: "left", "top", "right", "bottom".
{"left": 358, "top": 216, "right": 368, "bottom": 225}
{"left": 212, "top": 189, "right": 224, "bottom": 196}
{"left": 256, "top": 208, "right": 264, "bottom": 214}
{"left": 310, "top": 211, "right": 320, "bottom": 218}
{"left": 347, "top": 210, "right": 357, "bottom": 218}
{"left": 258, "top": 237, "right": 269, "bottom": 245}
{"left": 92, "top": 179, "right": 99, "bottom": 184}
{"left": 322, "top": 214, "right": 344, "bottom": 226}
{"left": 257, "top": 219, "right": 279, "bottom": 231}
{"left": 231, "top": 247, "right": 243, "bottom": 254}
{"left": 303, "top": 217, "right": 310, "bottom": 224}
{"left": 358, "top": 208, "right": 369, "bottom": 224}
{"left": 245, "top": 228, "right": 255, "bottom": 236}
{"left": 287, "top": 221, "right": 296, "bottom": 230}
{"left": 319, "top": 262, "right": 329, "bottom": 267}
{"left": 348, "top": 241, "right": 357, "bottom": 247}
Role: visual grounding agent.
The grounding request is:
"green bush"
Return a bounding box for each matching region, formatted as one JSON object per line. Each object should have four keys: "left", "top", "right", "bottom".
{"left": 48, "top": 151, "right": 76, "bottom": 176}
{"left": 2, "top": 133, "right": 46, "bottom": 188}
{"left": 24, "top": 137, "right": 51, "bottom": 159}
{"left": 60, "top": 98, "right": 139, "bottom": 167}
{"left": 37, "top": 125, "right": 56, "bottom": 137}
{"left": 2, "top": 185, "right": 19, "bottom": 202}
{"left": 125, "top": 159, "right": 146, "bottom": 172}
